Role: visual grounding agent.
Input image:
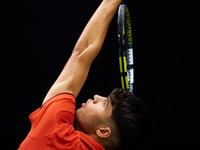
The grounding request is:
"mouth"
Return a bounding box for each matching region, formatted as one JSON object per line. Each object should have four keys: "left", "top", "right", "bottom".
{"left": 81, "top": 99, "right": 92, "bottom": 108}
{"left": 81, "top": 103, "right": 86, "bottom": 107}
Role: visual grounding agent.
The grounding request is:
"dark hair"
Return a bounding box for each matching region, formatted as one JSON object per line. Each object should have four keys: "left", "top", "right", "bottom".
{"left": 109, "top": 88, "right": 152, "bottom": 150}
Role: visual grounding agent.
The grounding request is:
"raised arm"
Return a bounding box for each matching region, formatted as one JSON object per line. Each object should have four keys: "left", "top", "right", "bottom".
{"left": 43, "top": 0, "right": 122, "bottom": 104}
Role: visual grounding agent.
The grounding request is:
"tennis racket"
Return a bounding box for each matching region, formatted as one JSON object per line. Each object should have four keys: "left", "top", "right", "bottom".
{"left": 118, "top": 4, "right": 134, "bottom": 93}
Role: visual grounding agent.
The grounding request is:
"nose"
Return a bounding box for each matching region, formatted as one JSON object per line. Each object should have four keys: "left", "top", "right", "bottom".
{"left": 93, "top": 95, "right": 99, "bottom": 104}
{"left": 93, "top": 95, "right": 106, "bottom": 104}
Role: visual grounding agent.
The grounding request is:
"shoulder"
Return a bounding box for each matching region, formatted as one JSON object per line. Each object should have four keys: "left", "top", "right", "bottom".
{"left": 40, "top": 92, "right": 76, "bottom": 122}
{"left": 41, "top": 92, "right": 75, "bottom": 108}
{"left": 30, "top": 92, "right": 76, "bottom": 126}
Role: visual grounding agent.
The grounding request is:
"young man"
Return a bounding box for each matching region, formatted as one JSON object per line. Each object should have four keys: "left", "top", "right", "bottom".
{"left": 18, "top": 0, "right": 152, "bottom": 149}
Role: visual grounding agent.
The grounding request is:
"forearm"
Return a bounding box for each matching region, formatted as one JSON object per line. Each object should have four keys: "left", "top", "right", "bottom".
{"left": 43, "top": 0, "right": 122, "bottom": 102}
{"left": 73, "top": 0, "right": 122, "bottom": 63}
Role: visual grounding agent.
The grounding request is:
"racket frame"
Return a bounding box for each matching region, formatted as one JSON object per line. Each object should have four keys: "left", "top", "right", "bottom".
{"left": 118, "top": 4, "right": 134, "bottom": 93}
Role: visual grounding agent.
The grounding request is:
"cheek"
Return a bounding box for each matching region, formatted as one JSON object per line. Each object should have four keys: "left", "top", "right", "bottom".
{"left": 77, "top": 106, "right": 100, "bottom": 119}
{"left": 87, "top": 103, "right": 103, "bottom": 112}
{"left": 76, "top": 106, "right": 103, "bottom": 125}
{"left": 87, "top": 105, "right": 107, "bottom": 123}
{"left": 75, "top": 107, "right": 101, "bottom": 132}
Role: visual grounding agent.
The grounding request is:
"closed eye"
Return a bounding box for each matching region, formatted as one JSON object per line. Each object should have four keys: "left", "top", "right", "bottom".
{"left": 103, "top": 97, "right": 109, "bottom": 107}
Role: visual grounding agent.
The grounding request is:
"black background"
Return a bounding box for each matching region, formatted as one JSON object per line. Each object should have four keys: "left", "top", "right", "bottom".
{"left": 1, "top": 0, "right": 200, "bottom": 149}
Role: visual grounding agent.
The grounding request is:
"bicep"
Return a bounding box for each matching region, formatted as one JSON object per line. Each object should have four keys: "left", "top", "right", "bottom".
{"left": 43, "top": 51, "right": 91, "bottom": 104}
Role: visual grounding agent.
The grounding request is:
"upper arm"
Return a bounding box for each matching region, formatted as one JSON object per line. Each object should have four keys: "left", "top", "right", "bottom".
{"left": 43, "top": 50, "right": 92, "bottom": 104}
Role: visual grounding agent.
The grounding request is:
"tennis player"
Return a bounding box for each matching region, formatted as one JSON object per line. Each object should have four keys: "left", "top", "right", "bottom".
{"left": 18, "top": 0, "right": 152, "bottom": 149}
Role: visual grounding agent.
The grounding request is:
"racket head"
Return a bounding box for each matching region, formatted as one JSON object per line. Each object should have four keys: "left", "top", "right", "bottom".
{"left": 118, "top": 4, "right": 127, "bottom": 90}
{"left": 118, "top": 4, "right": 134, "bottom": 93}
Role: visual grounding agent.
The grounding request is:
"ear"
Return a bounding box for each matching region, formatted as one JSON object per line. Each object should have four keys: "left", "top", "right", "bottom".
{"left": 96, "top": 127, "right": 111, "bottom": 138}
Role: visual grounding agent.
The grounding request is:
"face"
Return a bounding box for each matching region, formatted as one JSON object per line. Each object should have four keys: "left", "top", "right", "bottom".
{"left": 75, "top": 95, "right": 113, "bottom": 134}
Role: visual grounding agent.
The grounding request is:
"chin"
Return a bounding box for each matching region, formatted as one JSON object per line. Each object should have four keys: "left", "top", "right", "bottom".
{"left": 75, "top": 107, "right": 83, "bottom": 117}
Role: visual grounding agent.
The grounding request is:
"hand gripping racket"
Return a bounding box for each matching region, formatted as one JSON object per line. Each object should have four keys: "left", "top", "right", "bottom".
{"left": 118, "top": 4, "right": 134, "bottom": 93}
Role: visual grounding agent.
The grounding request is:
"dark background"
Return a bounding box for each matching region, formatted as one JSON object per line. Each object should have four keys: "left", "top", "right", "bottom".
{"left": 1, "top": 0, "right": 200, "bottom": 149}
